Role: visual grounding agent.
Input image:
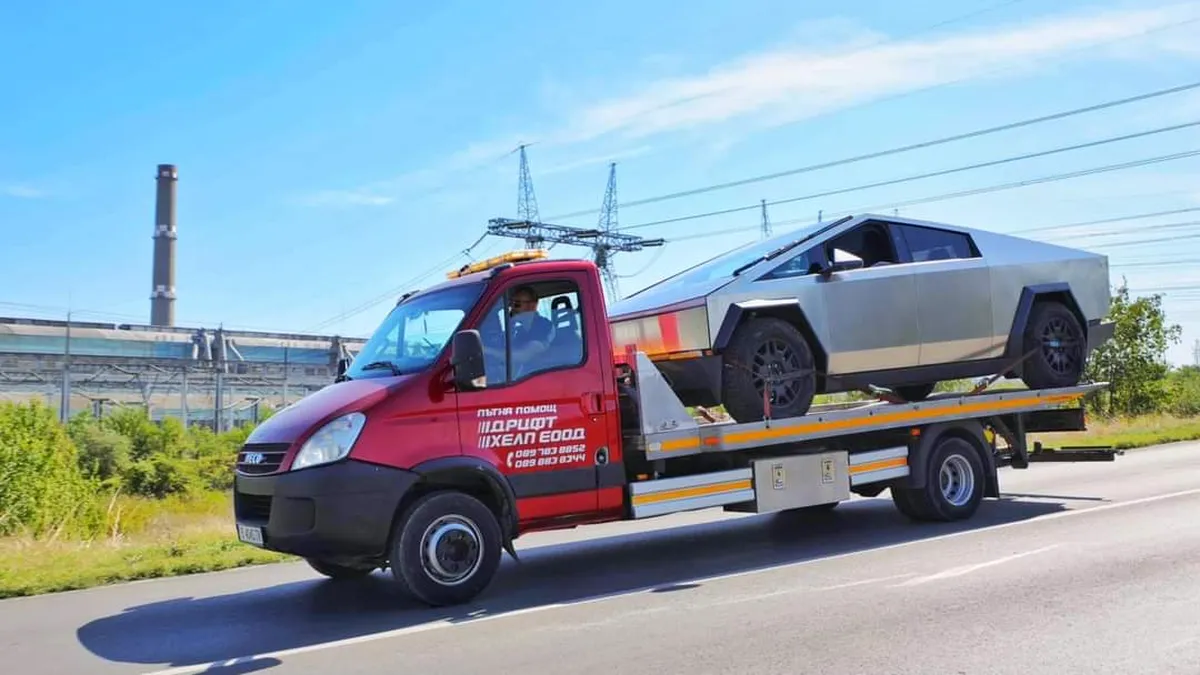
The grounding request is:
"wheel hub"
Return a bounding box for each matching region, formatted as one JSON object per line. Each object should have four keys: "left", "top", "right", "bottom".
{"left": 1039, "top": 317, "right": 1082, "bottom": 376}
{"left": 752, "top": 338, "right": 805, "bottom": 406}
{"left": 939, "top": 454, "right": 975, "bottom": 507}
{"left": 421, "top": 515, "right": 483, "bottom": 586}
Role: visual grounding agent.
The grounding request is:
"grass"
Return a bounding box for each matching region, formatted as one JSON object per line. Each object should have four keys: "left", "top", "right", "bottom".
{"left": 1, "top": 413, "right": 1196, "bottom": 600}
{"left": 0, "top": 491, "right": 289, "bottom": 599}
{"left": 1031, "top": 413, "right": 1200, "bottom": 450}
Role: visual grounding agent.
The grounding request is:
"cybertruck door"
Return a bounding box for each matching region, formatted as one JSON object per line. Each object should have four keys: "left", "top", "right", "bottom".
{"left": 815, "top": 221, "right": 920, "bottom": 376}
{"left": 892, "top": 223, "right": 997, "bottom": 366}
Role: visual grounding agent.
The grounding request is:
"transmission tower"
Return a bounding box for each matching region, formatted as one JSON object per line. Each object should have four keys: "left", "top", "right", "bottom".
{"left": 760, "top": 199, "right": 771, "bottom": 239}
{"left": 1193, "top": 338, "right": 1199, "bottom": 366}
{"left": 487, "top": 152, "right": 664, "bottom": 300}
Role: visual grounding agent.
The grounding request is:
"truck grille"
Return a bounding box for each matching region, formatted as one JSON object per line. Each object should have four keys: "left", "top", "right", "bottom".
{"left": 236, "top": 443, "right": 290, "bottom": 475}
{"left": 235, "top": 493, "right": 272, "bottom": 522}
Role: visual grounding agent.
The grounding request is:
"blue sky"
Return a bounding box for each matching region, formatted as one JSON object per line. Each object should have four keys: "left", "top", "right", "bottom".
{"left": 2, "top": 0, "right": 1199, "bottom": 366}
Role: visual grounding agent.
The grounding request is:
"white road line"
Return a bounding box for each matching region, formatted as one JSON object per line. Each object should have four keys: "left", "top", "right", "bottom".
{"left": 140, "top": 487, "right": 1200, "bottom": 675}
{"left": 895, "top": 545, "right": 1060, "bottom": 587}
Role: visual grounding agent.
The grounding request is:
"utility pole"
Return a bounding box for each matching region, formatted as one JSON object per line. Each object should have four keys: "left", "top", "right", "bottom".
{"left": 1193, "top": 338, "right": 1199, "bottom": 366}
{"left": 60, "top": 310, "right": 72, "bottom": 423}
{"left": 760, "top": 199, "right": 771, "bottom": 239}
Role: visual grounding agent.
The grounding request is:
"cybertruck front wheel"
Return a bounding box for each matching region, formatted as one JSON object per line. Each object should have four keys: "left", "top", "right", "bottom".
{"left": 389, "top": 490, "right": 502, "bottom": 606}
{"left": 722, "top": 317, "right": 817, "bottom": 423}
{"left": 1020, "top": 301, "right": 1086, "bottom": 390}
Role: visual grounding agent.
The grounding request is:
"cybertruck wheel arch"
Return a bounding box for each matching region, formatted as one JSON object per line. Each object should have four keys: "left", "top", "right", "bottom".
{"left": 713, "top": 300, "right": 828, "bottom": 384}
{"left": 1003, "top": 283, "right": 1089, "bottom": 363}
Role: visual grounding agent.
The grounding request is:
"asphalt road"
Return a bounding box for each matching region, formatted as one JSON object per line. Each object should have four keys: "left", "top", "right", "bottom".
{"left": 3, "top": 442, "right": 1199, "bottom": 675}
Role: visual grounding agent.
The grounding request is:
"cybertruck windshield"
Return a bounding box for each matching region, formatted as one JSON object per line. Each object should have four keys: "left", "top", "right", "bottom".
{"left": 624, "top": 218, "right": 834, "bottom": 298}
{"left": 345, "top": 281, "right": 485, "bottom": 379}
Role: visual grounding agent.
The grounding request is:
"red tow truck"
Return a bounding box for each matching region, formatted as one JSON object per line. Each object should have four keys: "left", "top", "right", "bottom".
{"left": 233, "top": 250, "right": 1115, "bottom": 606}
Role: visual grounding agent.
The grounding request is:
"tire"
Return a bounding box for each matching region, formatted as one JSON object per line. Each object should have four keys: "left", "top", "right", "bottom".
{"left": 721, "top": 317, "right": 817, "bottom": 423}
{"left": 892, "top": 435, "right": 986, "bottom": 522}
{"left": 389, "top": 491, "right": 502, "bottom": 607}
{"left": 306, "top": 558, "right": 376, "bottom": 579}
{"left": 1020, "top": 301, "right": 1086, "bottom": 390}
{"left": 893, "top": 383, "right": 935, "bottom": 402}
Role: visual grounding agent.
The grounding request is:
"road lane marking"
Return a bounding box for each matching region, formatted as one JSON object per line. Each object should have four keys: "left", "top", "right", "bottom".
{"left": 895, "top": 545, "right": 1060, "bottom": 586}
{"left": 141, "top": 486, "right": 1200, "bottom": 675}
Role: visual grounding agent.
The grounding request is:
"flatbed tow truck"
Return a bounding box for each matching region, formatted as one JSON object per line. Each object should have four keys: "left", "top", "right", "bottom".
{"left": 232, "top": 250, "right": 1117, "bottom": 606}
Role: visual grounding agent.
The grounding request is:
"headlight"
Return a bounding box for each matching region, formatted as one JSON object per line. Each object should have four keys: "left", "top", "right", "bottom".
{"left": 291, "top": 412, "right": 367, "bottom": 470}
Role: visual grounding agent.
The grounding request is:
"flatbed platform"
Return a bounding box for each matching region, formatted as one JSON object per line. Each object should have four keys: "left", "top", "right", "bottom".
{"left": 627, "top": 352, "right": 1107, "bottom": 461}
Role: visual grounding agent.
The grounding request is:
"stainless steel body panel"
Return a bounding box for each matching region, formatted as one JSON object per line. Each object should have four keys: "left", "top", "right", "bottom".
{"left": 910, "top": 257, "right": 999, "bottom": 364}
{"left": 744, "top": 452, "right": 850, "bottom": 513}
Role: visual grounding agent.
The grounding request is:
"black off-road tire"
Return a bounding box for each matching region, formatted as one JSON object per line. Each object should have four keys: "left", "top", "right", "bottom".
{"left": 892, "top": 435, "right": 987, "bottom": 522}
{"left": 1020, "top": 300, "right": 1086, "bottom": 390}
{"left": 721, "top": 317, "right": 817, "bottom": 423}
{"left": 389, "top": 490, "right": 502, "bottom": 607}
{"left": 306, "top": 558, "right": 376, "bottom": 580}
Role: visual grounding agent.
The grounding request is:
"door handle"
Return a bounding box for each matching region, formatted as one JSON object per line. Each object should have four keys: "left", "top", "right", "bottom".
{"left": 582, "top": 391, "right": 603, "bottom": 414}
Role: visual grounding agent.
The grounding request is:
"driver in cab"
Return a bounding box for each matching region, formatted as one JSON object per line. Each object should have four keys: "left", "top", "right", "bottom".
{"left": 481, "top": 285, "right": 552, "bottom": 378}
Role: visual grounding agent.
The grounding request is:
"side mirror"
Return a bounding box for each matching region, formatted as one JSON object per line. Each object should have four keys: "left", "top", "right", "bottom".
{"left": 820, "top": 259, "right": 863, "bottom": 277}
{"left": 450, "top": 329, "right": 487, "bottom": 391}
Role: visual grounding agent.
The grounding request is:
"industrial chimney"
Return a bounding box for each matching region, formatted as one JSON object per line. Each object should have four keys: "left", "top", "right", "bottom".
{"left": 150, "top": 163, "right": 177, "bottom": 326}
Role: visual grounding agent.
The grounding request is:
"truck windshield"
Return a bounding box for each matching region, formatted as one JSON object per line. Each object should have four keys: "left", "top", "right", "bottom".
{"left": 345, "top": 281, "right": 485, "bottom": 379}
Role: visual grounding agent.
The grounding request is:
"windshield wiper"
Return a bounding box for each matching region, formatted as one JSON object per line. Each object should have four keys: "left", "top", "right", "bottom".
{"left": 359, "top": 360, "right": 402, "bottom": 375}
{"left": 731, "top": 215, "right": 854, "bottom": 276}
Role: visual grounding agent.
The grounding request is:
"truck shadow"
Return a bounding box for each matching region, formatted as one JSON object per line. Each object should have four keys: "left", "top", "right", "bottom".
{"left": 76, "top": 495, "right": 1066, "bottom": 670}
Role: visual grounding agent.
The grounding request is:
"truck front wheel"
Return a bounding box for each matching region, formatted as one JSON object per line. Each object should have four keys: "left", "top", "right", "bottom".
{"left": 389, "top": 490, "right": 502, "bottom": 606}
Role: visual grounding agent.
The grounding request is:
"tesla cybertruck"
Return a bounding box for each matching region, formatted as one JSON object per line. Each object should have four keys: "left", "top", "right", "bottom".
{"left": 608, "top": 214, "right": 1113, "bottom": 423}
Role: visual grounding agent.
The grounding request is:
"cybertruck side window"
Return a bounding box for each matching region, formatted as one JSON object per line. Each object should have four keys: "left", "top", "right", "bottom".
{"left": 476, "top": 278, "right": 587, "bottom": 386}
{"left": 896, "top": 224, "right": 979, "bottom": 262}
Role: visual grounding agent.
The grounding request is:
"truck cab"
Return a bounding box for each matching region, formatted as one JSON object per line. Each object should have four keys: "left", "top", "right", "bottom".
{"left": 233, "top": 251, "right": 627, "bottom": 604}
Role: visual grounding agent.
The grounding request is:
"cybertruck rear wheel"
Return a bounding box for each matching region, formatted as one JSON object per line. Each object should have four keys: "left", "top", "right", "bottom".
{"left": 1020, "top": 301, "right": 1085, "bottom": 390}
{"left": 389, "top": 490, "right": 502, "bottom": 607}
{"left": 722, "top": 317, "right": 816, "bottom": 423}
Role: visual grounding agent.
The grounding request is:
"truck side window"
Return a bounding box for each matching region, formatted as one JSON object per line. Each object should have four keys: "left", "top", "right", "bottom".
{"left": 477, "top": 279, "right": 586, "bottom": 385}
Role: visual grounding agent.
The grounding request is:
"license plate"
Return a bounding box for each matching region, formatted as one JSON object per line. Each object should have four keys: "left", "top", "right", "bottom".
{"left": 237, "top": 523, "right": 264, "bottom": 546}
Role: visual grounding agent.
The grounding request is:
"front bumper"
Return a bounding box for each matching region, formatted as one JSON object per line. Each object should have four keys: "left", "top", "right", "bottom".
{"left": 233, "top": 459, "right": 418, "bottom": 562}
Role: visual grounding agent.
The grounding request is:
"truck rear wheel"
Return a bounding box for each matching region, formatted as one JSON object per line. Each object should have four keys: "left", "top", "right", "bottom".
{"left": 892, "top": 435, "right": 985, "bottom": 522}
{"left": 389, "top": 490, "right": 502, "bottom": 606}
{"left": 722, "top": 317, "right": 817, "bottom": 423}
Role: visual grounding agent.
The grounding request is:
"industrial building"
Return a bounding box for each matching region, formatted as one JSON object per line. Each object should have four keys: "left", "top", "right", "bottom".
{"left": 0, "top": 163, "right": 366, "bottom": 430}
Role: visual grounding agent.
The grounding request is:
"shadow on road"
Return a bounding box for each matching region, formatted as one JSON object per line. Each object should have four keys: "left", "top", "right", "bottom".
{"left": 76, "top": 495, "right": 1065, "bottom": 670}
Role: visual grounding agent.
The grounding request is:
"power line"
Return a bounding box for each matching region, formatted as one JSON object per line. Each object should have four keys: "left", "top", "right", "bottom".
{"left": 545, "top": 79, "right": 1200, "bottom": 220}
{"left": 303, "top": 234, "right": 492, "bottom": 332}
{"left": 815, "top": 148, "right": 1200, "bottom": 223}
{"left": 1012, "top": 206, "right": 1200, "bottom": 234}
{"left": 620, "top": 138, "right": 1200, "bottom": 231}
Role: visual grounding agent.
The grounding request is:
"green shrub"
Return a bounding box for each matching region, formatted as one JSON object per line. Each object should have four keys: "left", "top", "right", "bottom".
{"left": 0, "top": 401, "right": 101, "bottom": 538}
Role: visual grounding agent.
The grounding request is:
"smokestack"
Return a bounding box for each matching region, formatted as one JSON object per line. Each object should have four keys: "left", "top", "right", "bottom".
{"left": 150, "top": 163, "right": 177, "bottom": 326}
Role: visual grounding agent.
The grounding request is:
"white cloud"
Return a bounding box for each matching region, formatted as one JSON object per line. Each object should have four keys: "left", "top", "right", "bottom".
{"left": 2, "top": 183, "right": 48, "bottom": 199}
{"left": 552, "top": 3, "right": 1200, "bottom": 144}
{"left": 296, "top": 189, "right": 394, "bottom": 207}
{"left": 322, "top": 3, "right": 1200, "bottom": 208}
